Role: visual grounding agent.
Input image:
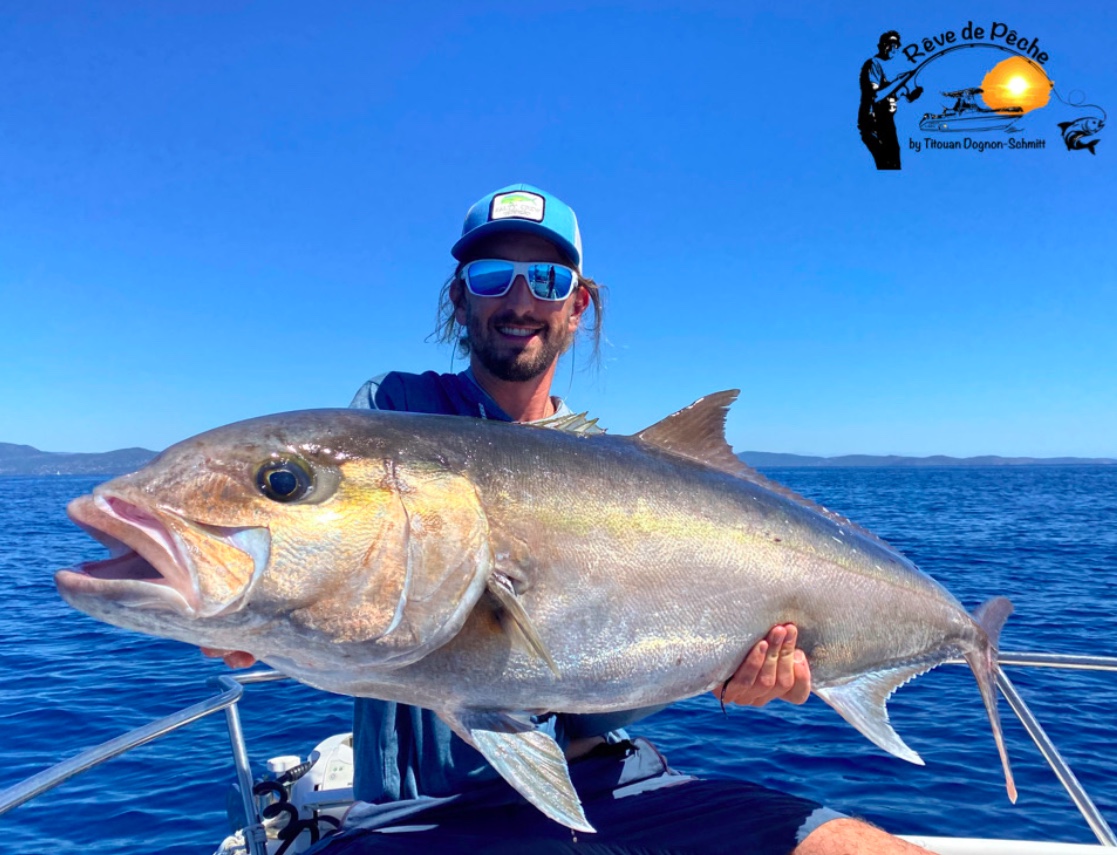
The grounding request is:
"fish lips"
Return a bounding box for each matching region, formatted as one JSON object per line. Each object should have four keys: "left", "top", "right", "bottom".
{"left": 56, "top": 493, "right": 271, "bottom": 620}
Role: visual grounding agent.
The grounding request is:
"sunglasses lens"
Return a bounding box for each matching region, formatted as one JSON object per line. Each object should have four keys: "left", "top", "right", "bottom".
{"left": 464, "top": 260, "right": 578, "bottom": 300}
{"left": 526, "top": 264, "right": 576, "bottom": 300}
{"left": 464, "top": 260, "right": 516, "bottom": 297}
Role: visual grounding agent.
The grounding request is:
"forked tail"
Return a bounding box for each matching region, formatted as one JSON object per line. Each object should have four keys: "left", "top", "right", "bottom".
{"left": 965, "top": 596, "right": 1017, "bottom": 803}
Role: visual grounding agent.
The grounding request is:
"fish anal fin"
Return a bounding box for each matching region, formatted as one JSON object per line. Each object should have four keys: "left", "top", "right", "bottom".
{"left": 487, "top": 573, "right": 561, "bottom": 677}
{"left": 440, "top": 710, "right": 594, "bottom": 833}
{"left": 815, "top": 660, "right": 939, "bottom": 765}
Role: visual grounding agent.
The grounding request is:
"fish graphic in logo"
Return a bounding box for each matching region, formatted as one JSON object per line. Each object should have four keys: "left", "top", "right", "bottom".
{"left": 1056, "top": 117, "right": 1104, "bottom": 154}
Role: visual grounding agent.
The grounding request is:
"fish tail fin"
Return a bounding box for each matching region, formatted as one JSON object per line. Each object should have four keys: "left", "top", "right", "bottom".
{"left": 1087, "top": 140, "right": 1099, "bottom": 155}
{"left": 973, "top": 596, "right": 1013, "bottom": 648}
{"left": 966, "top": 596, "right": 1017, "bottom": 803}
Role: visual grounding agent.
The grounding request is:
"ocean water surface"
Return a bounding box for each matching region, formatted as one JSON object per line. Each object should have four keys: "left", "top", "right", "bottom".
{"left": 2, "top": 467, "right": 1115, "bottom": 852}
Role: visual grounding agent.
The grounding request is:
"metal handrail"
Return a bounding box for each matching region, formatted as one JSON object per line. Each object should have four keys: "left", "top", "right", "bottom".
{"left": 0, "top": 673, "right": 274, "bottom": 855}
{"left": 997, "top": 669, "right": 1117, "bottom": 847}
{"left": 998, "top": 652, "right": 1117, "bottom": 672}
{"left": 0, "top": 674, "right": 243, "bottom": 817}
{"left": 1, "top": 653, "right": 1115, "bottom": 849}
{"left": 942, "top": 651, "right": 1117, "bottom": 847}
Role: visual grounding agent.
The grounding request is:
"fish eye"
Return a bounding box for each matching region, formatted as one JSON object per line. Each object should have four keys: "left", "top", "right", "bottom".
{"left": 256, "top": 459, "right": 314, "bottom": 503}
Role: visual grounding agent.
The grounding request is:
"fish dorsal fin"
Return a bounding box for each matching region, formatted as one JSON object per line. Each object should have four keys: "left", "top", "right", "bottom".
{"left": 634, "top": 390, "right": 748, "bottom": 476}
{"left": 635, "top": 391, "right": 897, "bottom": 552}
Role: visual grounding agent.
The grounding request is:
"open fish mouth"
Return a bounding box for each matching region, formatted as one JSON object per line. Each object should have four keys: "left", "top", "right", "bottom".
{"left": 56, "top": 494, "right": 270, "bottom": 617}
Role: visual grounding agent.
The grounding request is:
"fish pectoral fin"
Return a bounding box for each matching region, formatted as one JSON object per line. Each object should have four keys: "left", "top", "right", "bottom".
{"left": 814, "top": 660, "right": 937, "bottom": 765}
{"left": 440, "top": 710, "right": 594, "bottom": 833}
{"left": 486, "top": 573, "right": 561, "bottom": 678}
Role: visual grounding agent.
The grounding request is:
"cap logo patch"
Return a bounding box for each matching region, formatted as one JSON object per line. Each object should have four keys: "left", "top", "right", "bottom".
{"left": 490, "top": 191, "right": 545, "bottom": 223}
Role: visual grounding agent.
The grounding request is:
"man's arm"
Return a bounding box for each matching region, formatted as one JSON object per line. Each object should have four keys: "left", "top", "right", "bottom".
{"left": 873, "top": 67, "right": 923, "bottom": 105}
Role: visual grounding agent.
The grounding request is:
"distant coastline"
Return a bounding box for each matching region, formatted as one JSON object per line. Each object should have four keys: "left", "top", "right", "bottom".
{"left": 1, "top": 442, "right": 1113, "bottom": 476}
{"left": 0, "top": 443, "right": 158, "bottom": 476}
{"left": 739, "top": 451, "right": 1117, "bottom": 468}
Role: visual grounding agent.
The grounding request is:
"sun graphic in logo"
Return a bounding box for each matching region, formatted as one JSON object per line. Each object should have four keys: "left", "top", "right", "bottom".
{"left": 980, "top": 56, "right": 1053, "bottom": 114}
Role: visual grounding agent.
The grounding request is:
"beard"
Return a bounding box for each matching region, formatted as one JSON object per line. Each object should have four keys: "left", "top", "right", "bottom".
{"left": 464, "top": 305, "right": 573, "bottom": 382}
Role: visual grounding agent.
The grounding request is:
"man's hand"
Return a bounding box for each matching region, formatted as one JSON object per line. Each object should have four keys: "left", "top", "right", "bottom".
{"left": 714, "top": 624, "right": 811, "bottom": 707}
{"left": 201, "top": 647, "right": 257, "bottom": 669}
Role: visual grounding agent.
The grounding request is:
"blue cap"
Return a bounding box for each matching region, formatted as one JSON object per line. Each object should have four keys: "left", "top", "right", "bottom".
{"left": 451, "top": 183, "right": 583, "bottom": 271}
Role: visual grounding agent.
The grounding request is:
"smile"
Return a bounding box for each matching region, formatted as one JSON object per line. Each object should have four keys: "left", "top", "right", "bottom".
{"left": 496, "top": 325, "right": 541, "bottom": 338}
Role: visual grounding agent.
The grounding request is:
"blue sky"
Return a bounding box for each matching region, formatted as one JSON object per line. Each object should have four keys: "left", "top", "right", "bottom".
{"left": 1, "top": 1, "right": 1114, "bottom": 457}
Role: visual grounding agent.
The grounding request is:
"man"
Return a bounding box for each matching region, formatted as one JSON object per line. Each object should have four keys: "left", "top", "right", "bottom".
{"left": 858, "top": 31, "right": 923, "bottom": 170}
{"left": 211, "top": 184, "right": 928, "bottom": 854}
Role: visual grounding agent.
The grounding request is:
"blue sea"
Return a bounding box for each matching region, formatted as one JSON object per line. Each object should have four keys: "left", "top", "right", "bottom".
{"left": 3, "top": 467, "right": 1116, "bottom": 852}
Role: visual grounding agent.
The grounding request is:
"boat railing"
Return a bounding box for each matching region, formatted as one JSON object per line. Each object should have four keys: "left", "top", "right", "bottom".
{"left": 0, "top": 669, "right": 286, "bottom": 855}
{"left": 1, "top": 653, "right": 1115, "bottom": 851}
{"left": 996, "top": 655, "right": 1117, "bottom": 848}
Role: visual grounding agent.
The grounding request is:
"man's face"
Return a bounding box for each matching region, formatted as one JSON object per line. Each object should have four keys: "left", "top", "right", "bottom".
{"left": 456, "top": 233, "right": 587, "bottom": 383}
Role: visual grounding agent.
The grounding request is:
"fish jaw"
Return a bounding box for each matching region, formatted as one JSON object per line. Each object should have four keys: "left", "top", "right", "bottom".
{"left": 56, "top": 491, "right": 271, "bottom": 622}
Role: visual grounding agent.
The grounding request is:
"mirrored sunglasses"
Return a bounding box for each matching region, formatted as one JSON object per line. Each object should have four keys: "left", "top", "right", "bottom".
{"left": 461, "top": 259, "right": 580, "bottom": 301}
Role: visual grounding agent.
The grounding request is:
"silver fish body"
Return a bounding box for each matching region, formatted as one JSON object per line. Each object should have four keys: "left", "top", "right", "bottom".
{"left": 56, "top": 392, "right": 1015, "bottom": 831}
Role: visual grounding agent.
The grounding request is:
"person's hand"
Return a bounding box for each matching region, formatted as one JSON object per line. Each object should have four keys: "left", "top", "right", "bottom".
{"left": 201, "top": 647, "right": 257, "bottom": 669}
{"left": 714, "top": 624, "right": 811, "bottom": 707}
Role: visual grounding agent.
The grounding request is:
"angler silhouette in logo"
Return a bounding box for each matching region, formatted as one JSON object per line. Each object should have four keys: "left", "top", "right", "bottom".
{"left": 858, "top": 31, "right": 924, "bottom": 170}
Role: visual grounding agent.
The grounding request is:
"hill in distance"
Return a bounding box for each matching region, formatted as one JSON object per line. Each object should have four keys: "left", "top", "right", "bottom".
{"left": 1, "top": 442, "right": 1113, "bottom": 476}
{"left": 739, "top": 451, "right": 1117, "bottom": 468}
{"left": 0, "top": 443, "right": 158, "bottom": 476}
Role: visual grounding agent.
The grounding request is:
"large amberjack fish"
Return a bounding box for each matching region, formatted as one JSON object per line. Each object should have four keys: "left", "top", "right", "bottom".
{"left": 56, "top": 392, "right": 1016, "bottom": 832}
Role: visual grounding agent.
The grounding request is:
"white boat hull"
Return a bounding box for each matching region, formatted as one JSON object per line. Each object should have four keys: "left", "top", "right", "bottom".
{"left": 903, "top": 836, "right": 1109, "bottom": 854}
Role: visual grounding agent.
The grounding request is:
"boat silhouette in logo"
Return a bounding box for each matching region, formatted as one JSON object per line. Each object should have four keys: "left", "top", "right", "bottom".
{"left": 919, "top": 88, "right": 1025, "bottom": 133}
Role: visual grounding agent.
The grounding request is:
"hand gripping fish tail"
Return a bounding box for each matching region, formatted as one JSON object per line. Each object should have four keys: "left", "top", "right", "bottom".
{"left": 55, "top": 391, "right": 1019, "bottom": 830}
